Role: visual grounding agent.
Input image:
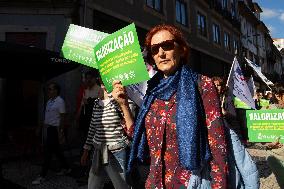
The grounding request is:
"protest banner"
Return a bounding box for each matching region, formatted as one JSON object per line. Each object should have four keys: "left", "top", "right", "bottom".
{"left": 245, "top": 58, "right": 274, "bottom": 87}
{"left": 61, "top": 23, "right": 150, "bottom": 100}
{"left": 246, "top": 109, "right": 284, "bottom": 143}
{"left": 61, "top": 24, "right": 108, "bottom": 68}
{"left": 247, "top": 76, "right": 255, "bottom": 98}
{"left": 93, "top": 23, "right": 150, "bottom": 92}
{"left": 227, "top": 57, "right": 256, "bottom": 109}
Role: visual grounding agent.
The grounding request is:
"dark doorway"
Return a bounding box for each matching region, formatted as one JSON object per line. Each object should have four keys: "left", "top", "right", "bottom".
{"left": 5, "top": 32, "right": 47, "bottom": 49}
{"left": 4, "top": 80, "right": 40, "bottom": 129}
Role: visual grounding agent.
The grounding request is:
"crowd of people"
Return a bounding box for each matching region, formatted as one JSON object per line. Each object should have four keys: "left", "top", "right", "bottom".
{"left": 31, "top": 24, "right": 284, "bottom": 189}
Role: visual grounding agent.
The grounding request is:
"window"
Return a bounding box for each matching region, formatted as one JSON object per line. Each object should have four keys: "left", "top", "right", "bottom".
{"left": 146, "top": 0, "right": 162, "bottom": 12}
{"left": 197, "top": 12, "right": 207, "bottom": 37}
{"left": 212, "top": 23, "right": 221, "bottom": 44}
{"left": 224, "top": 32, "right": 230, "bottom": 50}
{"left": 252, "top": 28, "right": 257, "bottom": 46}
{"left": 231, "top": 0, "right": 237, "bottom": 17}
{"left": 176, "top": 0, "right": 187, "bottom": 26}
{"left": 242, "top": 21, "right": 246, "bottom": 32}
{"left": 249, "top": 51, "right": 253, "bottom": 61}
{"left": 254, "top": 12, "right": 260, "bottom": 20}
{"left": 233, "top": 38, "right": 239, "bottom": 54}
{"left": 222, "top": 0, "right": 228, "bottom": 9}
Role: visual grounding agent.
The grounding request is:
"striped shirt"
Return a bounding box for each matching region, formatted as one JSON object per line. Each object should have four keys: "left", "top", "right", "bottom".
{"left": 83, "top": 97, "right": 135, "bottom": 150}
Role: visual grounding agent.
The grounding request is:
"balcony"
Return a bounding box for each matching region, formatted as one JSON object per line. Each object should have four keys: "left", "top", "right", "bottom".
{"left": 213, "top": 0, "right": 223, "bottom": 13}
{"left": 238, "top": 1, "right": 260, "bottom": 25}
{"left": 206, "top": 0, "right": 240, "bottom": 29}
{"left": 231, "top": 17, "right": 241, "bottom": 30}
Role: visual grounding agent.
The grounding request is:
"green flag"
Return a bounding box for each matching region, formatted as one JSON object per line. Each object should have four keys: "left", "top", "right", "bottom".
{"left": 61, "top": 24, "right": 108, "bottom": 68}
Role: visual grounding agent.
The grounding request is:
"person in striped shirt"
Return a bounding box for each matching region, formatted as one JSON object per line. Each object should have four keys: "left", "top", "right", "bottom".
{"left": 80, "top": 78, "right": 136, "bottom": 189}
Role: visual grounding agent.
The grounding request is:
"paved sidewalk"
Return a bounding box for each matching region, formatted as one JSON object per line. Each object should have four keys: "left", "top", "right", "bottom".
{"left": 247, "top": 144, "right": 281, "bottom": 189}
{"left": 1, "top": 148, "right": 87, "bottom": 189}
{"left": 1, "top": 145, "right": 282, "bottom": 189}
{"left": 2, "top": 160, "right": 81, "bottom": 189}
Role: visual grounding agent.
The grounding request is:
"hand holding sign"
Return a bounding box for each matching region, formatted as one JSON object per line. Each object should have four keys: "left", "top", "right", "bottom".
{"left": 112, "top": 80, "right": 128, "bottom": 106}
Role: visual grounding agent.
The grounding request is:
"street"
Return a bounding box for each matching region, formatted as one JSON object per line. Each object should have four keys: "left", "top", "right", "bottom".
{"left": 0, "top": 144, "right": 281, "bottom": 189}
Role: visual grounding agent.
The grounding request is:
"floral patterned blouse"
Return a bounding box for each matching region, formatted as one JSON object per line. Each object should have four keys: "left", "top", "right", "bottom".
{"left": 144, "top": 76, "right": 228, "bottom": 189}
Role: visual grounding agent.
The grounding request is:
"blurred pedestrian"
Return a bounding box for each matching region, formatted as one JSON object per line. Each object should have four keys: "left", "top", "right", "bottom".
{"left": 212, "top": 76, "right": 225, "bottom": 99}
{"left": 269, "top": 83, "right": 284, "bottom": 109}
{"left": 262, "top": 83, "right": 284, "bottom": 188}
{"left": 75, "top": 69, "right": 103, "bottom": 181}
{"left": 76, "top": 70, "right": 102, "bottom": 139}
{"left": 81, "top": 77, "right": 136, "bottom": 189}
{"left": 32, "top": 82, "right": 71, "bottom": 185}
{"left": 265, "top": 91, "right": 273, "bottom": 102}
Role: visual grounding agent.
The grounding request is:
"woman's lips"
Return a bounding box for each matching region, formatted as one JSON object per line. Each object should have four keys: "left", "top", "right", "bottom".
{"left": 160, "top": 60, "right": 169, "bottom": 64}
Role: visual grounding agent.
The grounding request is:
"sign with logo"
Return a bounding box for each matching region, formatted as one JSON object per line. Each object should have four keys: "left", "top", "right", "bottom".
{"left": 61, "top": 24, "right": 108, "bottom": 68}
{"left": 247, "top": 109, "right": 284, "bottom": 143}
{"left": 93, "top": 23, "right": 150, "bottom": 92}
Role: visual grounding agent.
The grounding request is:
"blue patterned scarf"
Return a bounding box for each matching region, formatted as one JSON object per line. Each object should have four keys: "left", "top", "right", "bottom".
{"left": 127, "top": 65, "right": 212, "bottom": 175}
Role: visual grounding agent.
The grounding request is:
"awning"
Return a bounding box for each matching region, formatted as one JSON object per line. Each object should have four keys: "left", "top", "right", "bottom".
{"left": 0, "top": 41, "right": 79, "bottom": 80}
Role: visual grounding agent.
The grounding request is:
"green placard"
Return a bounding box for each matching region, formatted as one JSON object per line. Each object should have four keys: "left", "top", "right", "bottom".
{"left": 94, "top": 23, "right": 150, "bottom": 92}
{"left": 259, "top": 99, "right": 270, "bottom": 107}
{"left": 61, "top": 24, "right": 108, "bottom": 68}
{"left": 234, "top": 97, "right": 251, "bottom": 109}
{"left": 246, "top": 109, "right": 284, "bottom": 143}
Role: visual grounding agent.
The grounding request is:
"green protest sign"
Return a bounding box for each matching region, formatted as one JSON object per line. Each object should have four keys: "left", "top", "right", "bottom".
{"left": 259, "top": 99, "right": 270, "bottom": 107}
{"left": 94, "top": 23, "right": 150, "bottom": 92}
{"left": 246, "top": 109, "right": 284, "bottom": 143}
{"left": 61, "top": 24, "right": 108, "bottom": 68}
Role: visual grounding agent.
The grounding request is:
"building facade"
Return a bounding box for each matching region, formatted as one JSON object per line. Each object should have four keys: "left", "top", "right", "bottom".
{"left": 238, "top": 0, "right": 282, "bottom": 87}
{"left": 81, "top": 0, "right": 241, "bottom": 77}
{"left": 238, "top": 0, "right": 260, "bottom": 63}
{"left": 273, "top": 38, "right": 284, "bottom": 50}
{"left": 0, "top": 0, "right": 281, "bottom": 144}
{"left": 0, "top": 0, "right": 80, "bottom": 143}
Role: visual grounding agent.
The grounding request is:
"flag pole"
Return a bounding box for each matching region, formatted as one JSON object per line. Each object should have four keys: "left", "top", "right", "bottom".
{"left": 225, "top": 56, "right": 237, "bottom": 88}
{"left": 222, "top": 56, "right": 236, "bottom": 109}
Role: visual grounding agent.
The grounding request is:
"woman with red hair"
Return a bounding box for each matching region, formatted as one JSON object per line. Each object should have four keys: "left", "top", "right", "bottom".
{"left": 112, "top": 24, "right": 259, "bottom": 189}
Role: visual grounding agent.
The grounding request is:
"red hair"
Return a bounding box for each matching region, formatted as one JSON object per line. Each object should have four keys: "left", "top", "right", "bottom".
{"left": 144, "top": 24, "right": 190, "bottom": 65}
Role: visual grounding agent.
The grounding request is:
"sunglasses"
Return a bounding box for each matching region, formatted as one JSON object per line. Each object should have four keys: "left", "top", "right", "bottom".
{"left": 150, "top": 39, "right": 176, "bottom": 55}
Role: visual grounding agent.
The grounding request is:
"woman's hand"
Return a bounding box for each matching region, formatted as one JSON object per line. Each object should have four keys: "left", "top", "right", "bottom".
{"left": 112, "top": 80, "right": 128, "bottom": 107}
{"left": 80, "top": 150, "right": 89, "bottom": 166}
{"left": 112, "top": 80, "right": 134, "bottom": 134}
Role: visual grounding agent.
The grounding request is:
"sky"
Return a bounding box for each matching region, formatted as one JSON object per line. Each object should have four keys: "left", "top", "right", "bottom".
{"left": 255, "top": 0, "right": 284, "bottom": 39}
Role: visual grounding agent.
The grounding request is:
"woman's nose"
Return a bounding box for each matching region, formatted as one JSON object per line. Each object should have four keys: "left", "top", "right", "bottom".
{"left": 157, "top": 47, "right": 166, "bottom": 56}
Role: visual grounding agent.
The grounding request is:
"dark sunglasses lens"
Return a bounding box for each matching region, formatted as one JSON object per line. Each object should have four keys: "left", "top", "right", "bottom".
{"left": 151, "top": 45, "right": 159, "bottom": 55}
{"left": 151, "top": 40, "right": 175, "bottom": 55}
{"left": 161, "top": 41, "right": 175, "bottom": 51}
